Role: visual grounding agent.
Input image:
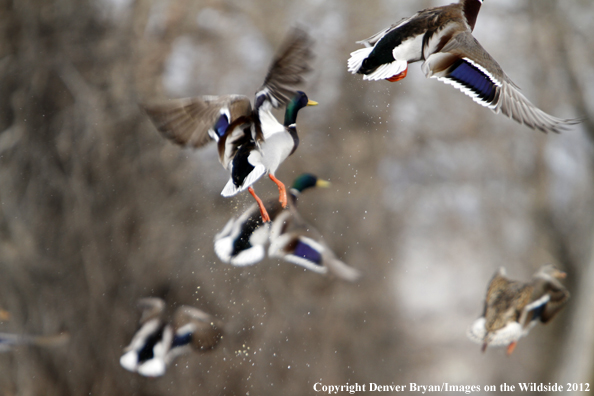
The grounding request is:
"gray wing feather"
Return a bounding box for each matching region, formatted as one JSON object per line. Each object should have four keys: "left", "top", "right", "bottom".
{"left": 431, "top": 32, "right": 580, "bottom": 133}
{"left": 143, "top": 95, "right": 252, "bottom": 148}
{"left": 255, "top": 27, "right": 314, "bottom": 109}
{"left": 356, "top": 15, "right": 416, "bottom": 47}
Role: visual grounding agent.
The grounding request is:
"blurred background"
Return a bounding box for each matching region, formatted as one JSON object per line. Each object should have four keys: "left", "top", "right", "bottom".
{"left": 0, "top": 0, "right": 593, "bottom": 394}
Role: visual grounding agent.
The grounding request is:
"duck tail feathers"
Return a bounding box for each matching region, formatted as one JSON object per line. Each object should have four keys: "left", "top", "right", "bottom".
{"left": 221, "top": 179, "right": 241, "bottom": 197}
{"left": 221, "top": 164, "right": 267, "bottom": 197}
{"left": 362, "top": 60, "right": 408, "bottom": 81}
{"left": 347, "top": 47, "right": 373, "bottom": 74}
{"left": 466, "top": 317, "right": 487, "bottom": 344}
{"left": 213, "top": 234, "right": 234, "bottom": 264}
{"left": 230, "top": 245, "right": 266, "bottom": 266}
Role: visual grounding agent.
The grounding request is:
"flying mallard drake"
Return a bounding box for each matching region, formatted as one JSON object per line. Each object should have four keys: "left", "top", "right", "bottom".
{"left": 144, "top": 28, "right": 317, "bottom": 222}
{"left": 347, "top": 0, "right": 579, "bottom": 133}
{"left": 214, "top": 174, "right": 360, "bottom": 281}
{"left": 467, "top": 265, "right": 569, "bottom": 355}
{"left": 120, "top": 298, "right": 223, "bottom": 377}
{"left": 214, "top": 173, "right": 330, "bottom": 266}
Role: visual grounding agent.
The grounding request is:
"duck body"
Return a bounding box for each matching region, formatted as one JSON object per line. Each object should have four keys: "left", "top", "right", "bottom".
{"left": 215, "top": 174, "right": 323, "bottom": 266}
{"left": 215, "top": 173, "right": 360, "bottom": 282}
{"left": 467, "top": 265, "right": 569, "bottom": 355}
{"left": 221, "top": 100, "right": 302, "bottom": 198}
{"left": 348, "top": 1, "right": 477, "bottom": 82}
{"left": 144, "top": 28, "right": 316, "bottom": 221}
{"left": 120, "top": 317, "right": 173, "bottom": 377}
{"left": 120, "top": 298, "right": 223, "bottom": 377}
{"left": 348, "top": 0, "right": 580, "bottom": 133}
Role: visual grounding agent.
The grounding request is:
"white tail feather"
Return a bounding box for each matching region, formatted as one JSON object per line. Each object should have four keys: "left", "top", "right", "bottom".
{"left": 137, "top": 358, "right": 167, "bottom": 377}
{"left": 221, "top": 164, "right": 266, "bottom": 197}
{"left": 363, "top": 60, "right": 408, "bottom": 81}
{"left": 230, "top": 246, "right": 266, "bottom": 266}
{"left": 467, "top": 318, "right": 523, "bottom": 347}
{"left": 221, "top": 178, "right": 240, "bottom": 197}
{"left": 347, "top": 47, "right": 373, "bottom": 74}
{"left": 214, "top": 235, "right": 234, "bottom": 263}
{"left": 466, "top": 318, "right": 487, "bottom": 344}
{"left": 119, "top": 351, "right": 139, "bottom": 372}
{"left": 484, "top": 322, "right": 523, "bottom": 347}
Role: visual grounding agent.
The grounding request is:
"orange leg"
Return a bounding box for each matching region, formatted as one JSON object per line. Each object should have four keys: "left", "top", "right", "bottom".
{"left": 248, "top": 186, "right": 271, "bottom": 222}
{"left": 506, "top": 341, "right": 517, "bottom": 356}
{"left": 387, "top": 67, "right": 408, "bottom": 82}
{"left": 268, "top": 174, "right": 287, "bottom": 208}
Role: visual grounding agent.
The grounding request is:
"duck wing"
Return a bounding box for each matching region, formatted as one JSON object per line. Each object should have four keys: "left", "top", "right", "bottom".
{"left": 143, "top": 95, "right": 253, "bottom": 147}
{"left": 355, "top": 15, "right": 414, "bottom": 48}
{"left": 137, "top": 297, "right": 166, "bottom": 324}
{"left": 172, "top": 306, "right": 223, "bottom": 351}
{"left": 423, "top": 31, "right": 579, "bottom": 133}
{"left": 483, "top": 270, "right": 532, "bottom": 331}
{"left": 144, "top": 95, "right": 255, "bottom": 168}
{"left": 538, "top": 282, "right": 570, "bottom": 323}
{"left": 255, "top": 27, "right": 314, "bottom": 110}
{"left": 268, "top": 210, "right": 361, "bottom": 282}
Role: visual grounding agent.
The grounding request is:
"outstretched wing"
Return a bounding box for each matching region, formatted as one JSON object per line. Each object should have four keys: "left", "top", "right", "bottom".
{"left": 268, "top": 210, "right": 360, "bottom": 282}
{"left": 538, "top": 281, "right": 570, "bottom": 324}
{"left": 172, "top": 306, "right": 223, "bottom": 351}
{"left": 255, "top": 27, "right": 314, "bottom": 110}
{"left": 143, "top": 95, "right": 252, "bottom": 148}
{"left": 355, "top": 14, "right": 416, "bottom": 48}
{"left": 423, "top": 32, "right": 580, "bottom": 133}
{"left": 137, "top": 297, "right": 166, "bottom": 324}
{"left": 483, "top": 268, "right": 510, "bottom": 315}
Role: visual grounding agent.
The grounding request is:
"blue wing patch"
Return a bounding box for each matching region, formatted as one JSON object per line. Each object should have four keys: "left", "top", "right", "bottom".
{"left": 171, "top": 332, "right": 192, "bottom": 348}
{"left": 528, "top": 302, "right": 546, "bottom": 323}
{"left": 448, "top": 59, "right": 497, "bottom": 104}
{"left": 293, "top": 241, "right": 322, "bottom": 266}
{"left": 213, "top": 113, "right": 230, "bottom": 138}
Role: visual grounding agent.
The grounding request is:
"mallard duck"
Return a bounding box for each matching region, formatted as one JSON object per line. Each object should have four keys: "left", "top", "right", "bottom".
{"left": 214, "top": 173, "right": 330, "bottom": 266}
{"left": 268, "top": 204, "right": 361, "bottom": 282}
{"left": 467, "top": 265, "right": 569, "bottom": 355}
{"left": 120, "top": 298, "right": 223, "bottom": 377}
{"left": 347, "top": 0, "right": 579, "bottom": 133}
{"left": 144, "top": 28, "right": 317, "bottom": 222}
{"left": 0, "top": 331, "right": 69, "bottom": 352}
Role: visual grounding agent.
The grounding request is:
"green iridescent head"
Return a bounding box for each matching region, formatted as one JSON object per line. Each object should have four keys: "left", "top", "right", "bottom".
{"left": 284, "top": 91, "right": 318, "bottom": 127}
{"left": 290, "top": 173, "right": 330, "bottom": 194}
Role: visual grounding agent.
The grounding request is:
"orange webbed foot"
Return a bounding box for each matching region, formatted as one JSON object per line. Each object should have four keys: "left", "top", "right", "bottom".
{"left": 248, "top": 186, "right": 271, "bottom": 223}
{"left": 268, "top": 174, "right": 287, "bottom": 209}
{"left": 387, "top": 68, "right": 408, "bottom": 82}
{"left": 279, "top": 190, "right": 288, "bottom": 208}
{"left": 506, "top": 341, "right": 517, "bottom": 356}
{"left": 259, "top": 207, "right": 271, "bottom": 223}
